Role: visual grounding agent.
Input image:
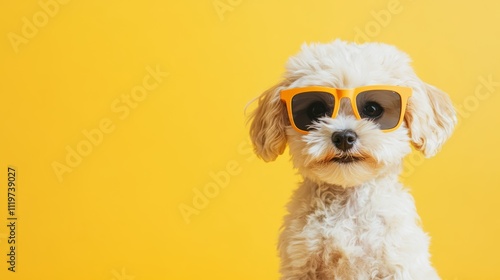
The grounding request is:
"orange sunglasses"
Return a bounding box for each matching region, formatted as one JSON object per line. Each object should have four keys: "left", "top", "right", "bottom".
{"left": 280, "top": 85, "right": 412, "bottom": 134}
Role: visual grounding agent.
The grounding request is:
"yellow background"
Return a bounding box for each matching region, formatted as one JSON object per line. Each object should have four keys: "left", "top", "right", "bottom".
{"left": 1, "top": 0, "right": 499, "bottom": 279}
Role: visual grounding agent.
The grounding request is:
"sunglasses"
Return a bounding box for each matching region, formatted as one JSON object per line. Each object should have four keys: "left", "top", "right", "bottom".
{"left": 280, "top": 85, "right": 412, "bottom": 134}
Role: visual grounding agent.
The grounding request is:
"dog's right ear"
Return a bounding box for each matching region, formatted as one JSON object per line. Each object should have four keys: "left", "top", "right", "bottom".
{"left": 248, "top": 81, "right": 289, "bottom": 162}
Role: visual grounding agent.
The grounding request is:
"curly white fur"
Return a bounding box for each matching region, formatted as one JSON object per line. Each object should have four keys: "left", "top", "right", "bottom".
{"left": 249, "top": 40, "right": 456, "bottom": 279}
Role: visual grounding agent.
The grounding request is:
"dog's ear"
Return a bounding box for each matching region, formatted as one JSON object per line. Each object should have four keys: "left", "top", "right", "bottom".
{"left": 248, "top": 81, "right": 289, "bottom": 162}
{"left": 405, "top": 82, "right": 457, "bottom": 158}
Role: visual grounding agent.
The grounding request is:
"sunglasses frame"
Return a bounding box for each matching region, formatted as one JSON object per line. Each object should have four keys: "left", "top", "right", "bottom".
{"left": 280, "top": 85, "right": 413, "bottom": 134}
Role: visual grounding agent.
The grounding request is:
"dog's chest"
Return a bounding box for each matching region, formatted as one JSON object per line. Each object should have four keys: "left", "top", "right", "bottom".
{"left": 300, "top": 184, "right": 416, "bottom": 276}
{"left": 307, "top": 192, "right": 388, "bottom": 256}
{"left": 279, "top": 180, "right": 434, "bottom": 279}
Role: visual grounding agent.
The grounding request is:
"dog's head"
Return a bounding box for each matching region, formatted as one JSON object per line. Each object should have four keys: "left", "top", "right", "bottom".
{"left": 249, "top": 40, "right": 456, "bottom": 187}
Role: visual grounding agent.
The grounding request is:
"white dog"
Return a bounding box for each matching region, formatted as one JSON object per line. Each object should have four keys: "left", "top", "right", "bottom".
{"left": 248, "top": 40, "right": 456, "bottom": 280}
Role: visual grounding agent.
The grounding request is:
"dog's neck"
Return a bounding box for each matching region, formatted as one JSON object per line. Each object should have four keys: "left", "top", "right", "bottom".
{"left": 310, "top": 162, "right": 401, "bottom": 189}
{"left": 304, "top": 173, "right": 401, "bottom": 207}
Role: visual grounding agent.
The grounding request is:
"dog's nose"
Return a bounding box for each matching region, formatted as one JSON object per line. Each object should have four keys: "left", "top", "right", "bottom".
{"left": 331, "top": 130, "right": 357, "bottom": 151}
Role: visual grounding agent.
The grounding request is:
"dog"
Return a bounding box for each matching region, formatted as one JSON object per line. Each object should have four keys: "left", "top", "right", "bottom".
{"left": 248, "top": 40, "right": 456, "bottom": 280}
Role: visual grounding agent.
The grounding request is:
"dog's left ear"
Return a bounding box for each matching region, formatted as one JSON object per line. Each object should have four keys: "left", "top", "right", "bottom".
{"left": 405, "top": 82, "right": 457, "bottom": 158}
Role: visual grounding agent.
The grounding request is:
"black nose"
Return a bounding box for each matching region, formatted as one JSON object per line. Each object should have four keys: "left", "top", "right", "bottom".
{"left": 331, "top": 130, "right": 357, "bottom": 151}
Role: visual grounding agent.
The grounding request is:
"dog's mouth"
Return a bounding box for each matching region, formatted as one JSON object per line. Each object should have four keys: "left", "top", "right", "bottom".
{"left": 331, "top": 155, "right": 363, "bottom": 164}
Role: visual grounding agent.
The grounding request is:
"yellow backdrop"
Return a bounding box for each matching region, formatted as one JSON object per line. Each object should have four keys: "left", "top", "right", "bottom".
{"left": 1, "top": 0, "right": 499, "bottom": 279}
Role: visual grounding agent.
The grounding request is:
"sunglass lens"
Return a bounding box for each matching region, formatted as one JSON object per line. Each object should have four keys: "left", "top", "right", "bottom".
{"left": 355, "top": 90, "right": 402, "bottom": 130}
{"left": 291, "top": 92, "right": 335, "bottom": 131}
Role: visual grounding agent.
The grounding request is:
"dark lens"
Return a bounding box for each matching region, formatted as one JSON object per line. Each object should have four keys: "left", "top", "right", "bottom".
{"left": 291, "top": 92, "right": 334, "bottom": 131}
{"left": 356, "top": 90, "right": 402, "bottom": 130}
